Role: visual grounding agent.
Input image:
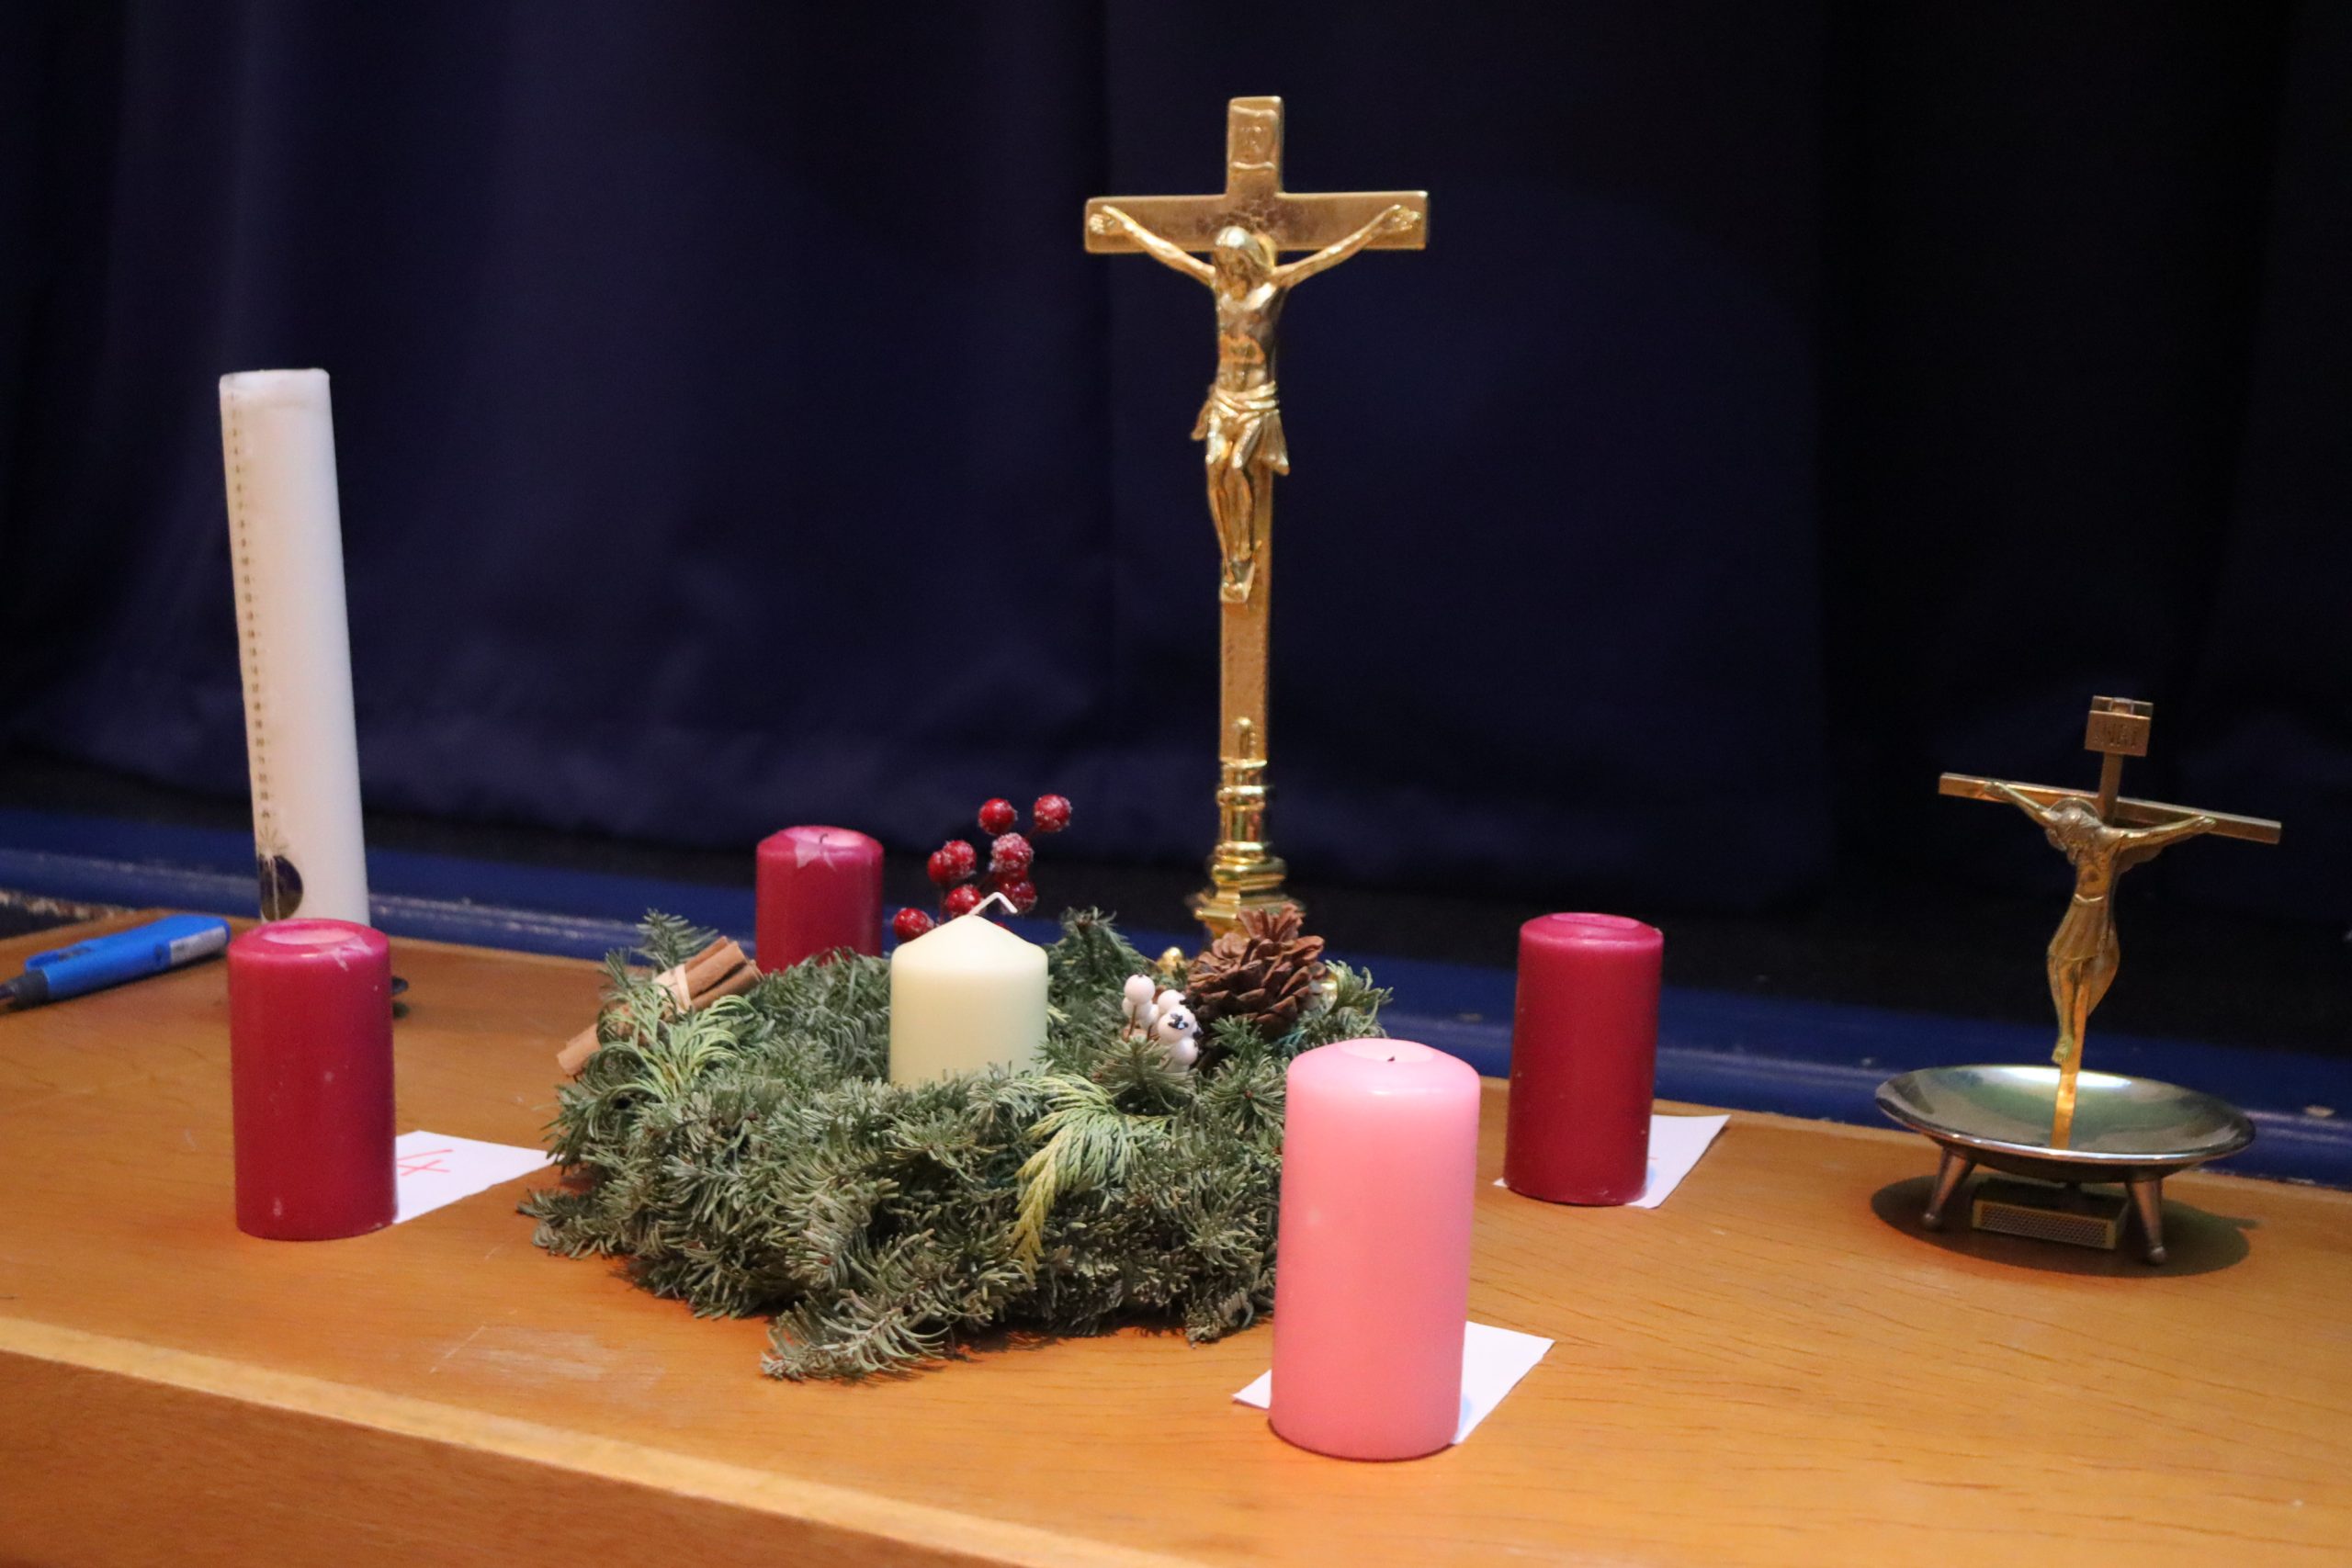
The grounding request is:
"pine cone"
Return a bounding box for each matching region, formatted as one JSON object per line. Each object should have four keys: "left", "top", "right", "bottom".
{"left": 1186, "top": 906, "right": 1328, "bottom": 1037}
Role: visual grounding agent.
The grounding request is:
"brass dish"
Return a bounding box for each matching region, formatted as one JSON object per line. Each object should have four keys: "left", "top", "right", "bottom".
{"left": 1875, "top": 1065, "right": 2255, "bottom": 1264}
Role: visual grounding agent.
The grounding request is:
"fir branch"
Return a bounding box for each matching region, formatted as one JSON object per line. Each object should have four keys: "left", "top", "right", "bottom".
{"left": 638, "top": 910, "right": 719, "bottom": 970}
{"left": 1046, "top": 908, "right": 1150, "bottom": 1003}
{"left": 1294, "top": 960, "right": 1391, "bottom": 1051}
{"left": 1011, "top": 1074, "right": 1166, "bottom": 1264}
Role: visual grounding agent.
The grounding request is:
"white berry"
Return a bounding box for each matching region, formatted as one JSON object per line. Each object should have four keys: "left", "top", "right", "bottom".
{"left": 1122, "top": 975, "right": 1158, "bottom": 1028}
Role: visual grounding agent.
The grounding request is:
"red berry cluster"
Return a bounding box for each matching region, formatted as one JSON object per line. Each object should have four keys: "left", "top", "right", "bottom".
{"left": 891, "top": 795, "right": 1073, "bottom": 942}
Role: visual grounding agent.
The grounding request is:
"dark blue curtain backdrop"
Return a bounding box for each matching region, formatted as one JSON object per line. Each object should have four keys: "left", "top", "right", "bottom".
{"left": 0, "top": 4, "right": 2343, "bottom": 920}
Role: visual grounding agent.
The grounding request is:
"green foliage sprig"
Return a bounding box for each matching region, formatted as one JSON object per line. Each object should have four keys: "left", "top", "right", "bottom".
{"left": 524, "top": 908, "right": 1387, "bottom": 1380}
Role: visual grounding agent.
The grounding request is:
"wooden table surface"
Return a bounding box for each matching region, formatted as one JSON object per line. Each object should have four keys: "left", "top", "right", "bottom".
{"left": 2, "top": 913, "right": 2348, "bottom": 1567}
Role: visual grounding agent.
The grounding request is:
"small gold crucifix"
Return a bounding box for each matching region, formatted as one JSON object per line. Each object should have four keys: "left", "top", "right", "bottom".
{"left": 1084, "top": 96, "right": 1428, "bottom": 936}
{"left": 1939, "top": 696, "right": 2281, "bottom": 1145}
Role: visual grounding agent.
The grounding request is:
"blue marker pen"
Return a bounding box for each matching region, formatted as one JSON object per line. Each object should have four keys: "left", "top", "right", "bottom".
{"left": 0, "top": 914, "right": 232, "bottom": 1009}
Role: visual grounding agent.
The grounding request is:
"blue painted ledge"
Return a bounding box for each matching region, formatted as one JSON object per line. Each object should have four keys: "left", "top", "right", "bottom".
{"left": 1, "top": 808, "right": 2344, "bottom": 1188}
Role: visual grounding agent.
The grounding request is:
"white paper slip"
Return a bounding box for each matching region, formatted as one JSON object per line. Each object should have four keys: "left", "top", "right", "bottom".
{"left": 1625, "top": 1112, "right": 1729, "bottom": 1207}
{"left": 1232, "top": 1322, "right": 1554, "bottom": 1446}
{"left": 393, "top": 1131, "right": 551, "bottom": 1224}
{"left": 1495, "top": 1112, "right": 1729, "bottom": 1208}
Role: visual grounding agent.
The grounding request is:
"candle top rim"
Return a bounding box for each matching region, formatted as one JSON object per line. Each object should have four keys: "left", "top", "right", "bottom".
{"left": 1521, "top": 911, "right": 1662, "bottom": 949}
{"left": 889, "top": 911, "right": 1045, "bottom": 966}
{"left": 1338, "top": 1039, "right": 1429, "bottom": 1064}
{"left": 762, "top": 825, "right": 883, "bottom": 858}
{"left": 218, "top": 368, "right": 331, "bottom": 399}
{"left": 1290, "top": 1038, "right": 1477, "bottom": 1095}
{"left": 232, "top": 918, "right": 386, "bottom": 959}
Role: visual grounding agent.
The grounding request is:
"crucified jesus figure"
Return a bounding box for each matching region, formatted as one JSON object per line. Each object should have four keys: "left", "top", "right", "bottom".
{"left": 1087, "top": 202, "right": 1420, "bottom": 602}
{"left": 1983, "top": 782, "right": 2216, "bottom": 1123}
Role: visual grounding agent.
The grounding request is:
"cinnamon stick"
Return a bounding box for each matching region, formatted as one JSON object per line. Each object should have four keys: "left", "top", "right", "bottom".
{"left": 556, "top": 936, "right": 760, "bottom": 1078}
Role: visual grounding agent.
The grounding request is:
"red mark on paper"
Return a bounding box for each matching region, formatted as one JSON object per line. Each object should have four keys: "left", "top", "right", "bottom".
{"left": 398, "top": 1147, "right": 455, "bottom": 1177}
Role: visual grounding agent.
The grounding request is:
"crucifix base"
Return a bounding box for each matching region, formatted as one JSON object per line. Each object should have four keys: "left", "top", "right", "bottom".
{"left": 1187, "top": 869, "right": 1300, "bottom": 937}
{"left": 1875, "top": 1064, "right": 2254, "bottom": 1268}
{"left": 1188, "top": 752, "right": 1300, "bottom": 937}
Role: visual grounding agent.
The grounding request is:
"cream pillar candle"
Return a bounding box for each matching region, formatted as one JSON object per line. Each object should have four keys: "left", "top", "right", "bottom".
{"left": 219, "top": 369, "right": 370, "bottom": 925}
{"left": 887, "top": 907, "right": 1048, "bottom": 1084}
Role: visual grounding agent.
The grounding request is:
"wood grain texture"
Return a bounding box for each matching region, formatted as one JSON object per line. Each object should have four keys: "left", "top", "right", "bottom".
{"left": 2, "top": 912, "right": 2347, "bottom": 1566}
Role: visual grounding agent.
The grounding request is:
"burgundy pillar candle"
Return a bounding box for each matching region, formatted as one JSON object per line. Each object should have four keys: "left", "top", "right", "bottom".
{"left": 1505, "top": 913, "right": 1664, "bottom": 1205}
{"left": 1272, "top": 1039, "right": 1480, "bottom": 1461}
{"left": 227, "top": 919, "right": 396, "bottom": 1239}
{"left": 755, "top": 826, "right": 884, "bottom": 971}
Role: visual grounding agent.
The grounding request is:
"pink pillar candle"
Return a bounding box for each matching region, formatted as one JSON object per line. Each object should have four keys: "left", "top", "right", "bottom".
{"left": 1271, "top": 1038, "right": 1480, "bottom": 1461}
{"left": 227, "top": 919, "right": 396, "bottom": 1240}
{"left": 755, "top": 825, "right": 883, "bottom": 971}
{"left": 1505, "top": 912, "right": 1664, "bottom": 1205}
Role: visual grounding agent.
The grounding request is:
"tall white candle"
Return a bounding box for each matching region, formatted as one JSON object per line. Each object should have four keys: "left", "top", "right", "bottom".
{"left": 219, "top": 370, "right": 370, "bottom": 925}
{"left": 888, "top": 910, "right": 1048, "bottom": 1084}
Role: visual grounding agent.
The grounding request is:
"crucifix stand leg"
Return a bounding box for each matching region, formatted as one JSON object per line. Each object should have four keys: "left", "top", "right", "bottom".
{"left": 1921, "top": 1147, "right": 1975, "bottom": 1230}
{"left": 2127, "top": 1176, "right": 2168, "bottom": 1265}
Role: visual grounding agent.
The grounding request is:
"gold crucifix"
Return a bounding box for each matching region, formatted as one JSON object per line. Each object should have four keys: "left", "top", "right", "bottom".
{"left": 1084, "top": 96, "right": 1428, "bottom": 936}
{"left": 1940, "top": 696, "right": 2281, "bottom": 1145}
